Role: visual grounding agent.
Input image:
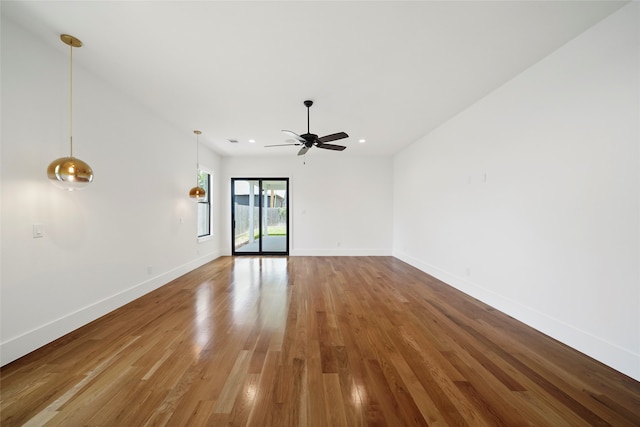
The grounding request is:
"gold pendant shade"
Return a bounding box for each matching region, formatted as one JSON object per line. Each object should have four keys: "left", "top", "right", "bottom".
{"left": 48, "top": 34, "right": 94, "bottom": 190}
{"left": 47, "top": 156, "right": 93, "bottom": 190}
{"left": 189, "top": 186, "right": 206, "bottom": 200}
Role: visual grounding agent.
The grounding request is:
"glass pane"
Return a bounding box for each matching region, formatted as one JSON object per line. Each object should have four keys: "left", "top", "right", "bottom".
{"left": 261, "top": 180, "right": 287, "bottom": 253}
{"left": 197, "top": 203, "right": 210, "bottom": 237}
{"left": 198, "top": 171, "right": 209, "bottom": 197}
{"left": 233, "top": 180, "right": 260, "bottom": 253}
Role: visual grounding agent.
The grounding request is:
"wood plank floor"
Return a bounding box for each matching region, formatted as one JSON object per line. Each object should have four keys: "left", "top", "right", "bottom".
{"left": 1, "top": 256, "right": 639, "bottom": 426}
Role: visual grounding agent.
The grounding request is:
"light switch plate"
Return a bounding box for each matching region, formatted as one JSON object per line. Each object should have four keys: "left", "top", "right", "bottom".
{"left": 33, "top": 223, "right": 44, "bottom": 238}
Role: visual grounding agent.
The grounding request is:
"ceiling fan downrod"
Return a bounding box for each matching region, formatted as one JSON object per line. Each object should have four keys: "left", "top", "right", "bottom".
{"left": 304, "top": 100, "right": 313, "bottom": 134}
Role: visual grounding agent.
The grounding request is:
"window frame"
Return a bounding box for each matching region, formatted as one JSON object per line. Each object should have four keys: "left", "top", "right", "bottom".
{"left": 197, "top": 170, "right": 212, "bottom": 240}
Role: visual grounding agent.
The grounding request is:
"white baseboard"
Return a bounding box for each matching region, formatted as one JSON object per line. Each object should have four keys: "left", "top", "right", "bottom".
{"left": 290, "top": 249, "right": 392, "bottom": 256}
{"left": 393, "top": 251, "right": 640, "bottom": 382}
{"left": 0, "top": 252, "right": 221, "bottom": 367}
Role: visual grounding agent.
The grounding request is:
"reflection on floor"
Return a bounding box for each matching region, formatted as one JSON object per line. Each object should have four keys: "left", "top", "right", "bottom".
{"left": 235, "top": 235, "right": 287, "bottom": 253}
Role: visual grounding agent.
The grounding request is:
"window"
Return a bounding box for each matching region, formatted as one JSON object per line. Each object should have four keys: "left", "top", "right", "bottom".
{"left": 197, "top": 171, "right": 211, "bottom": 238}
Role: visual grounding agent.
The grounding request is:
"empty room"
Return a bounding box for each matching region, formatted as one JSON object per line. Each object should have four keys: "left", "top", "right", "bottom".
{"left": 1, "top": 1, "right": 639, "bottom": 425}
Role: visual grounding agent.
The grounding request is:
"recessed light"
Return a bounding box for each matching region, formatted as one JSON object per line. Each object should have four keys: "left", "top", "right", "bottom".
{"left": 359, "top": 139, "right": 366, "bottom": 144}
{"left": 248, "top": 139, "right": 255, "bottom": 143}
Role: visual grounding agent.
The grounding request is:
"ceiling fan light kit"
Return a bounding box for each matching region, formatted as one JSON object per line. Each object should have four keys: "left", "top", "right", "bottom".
{"left": 265, "top": 100, "right": 348, "bottom": 156}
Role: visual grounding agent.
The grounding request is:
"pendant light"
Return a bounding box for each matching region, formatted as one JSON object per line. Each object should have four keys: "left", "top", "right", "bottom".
{"left": 47, "top": 34, "right": 94, "bottom": 190}
{"left": 189, "top": 130, "right": 206, "bottom": 201}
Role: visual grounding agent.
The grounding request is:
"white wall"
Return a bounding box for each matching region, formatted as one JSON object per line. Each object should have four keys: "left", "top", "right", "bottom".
{"left": 0, "top": 17, "right": 224, "bottom": 365}
{"left": 222, "top": 155, "right": 393, "bottom": 256}
{"left": 393, "top": 3, "right": 639, "bottom": 380}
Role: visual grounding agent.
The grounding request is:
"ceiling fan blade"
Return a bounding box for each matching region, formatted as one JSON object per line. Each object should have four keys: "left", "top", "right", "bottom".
{"left": 265, "top": 143, "right": 301, "bottom": 147}
{"left": 317, "top": 143, "right": 346, "bottom": 151}
{"left": 282, "top": 130, "right": 305, "bottom": 142}
{"left": 298, "top": 146, "right": 310, "bottom": 156}
{"left": 318, "top": 132, "right": 348, "bottom": 143}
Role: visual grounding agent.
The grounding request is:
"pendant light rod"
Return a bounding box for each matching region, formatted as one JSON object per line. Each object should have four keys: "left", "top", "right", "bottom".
{"left": 189, "top": 130, "right": 206, "bottom": 201}
{"left": 61, "top": 34, "right": 82, "bottom": 158}
{"left": 194, "top": 130, "right": 201, "bottom": 186}
{"left": 69, "top": 39, "right": 73, "bottom": 157}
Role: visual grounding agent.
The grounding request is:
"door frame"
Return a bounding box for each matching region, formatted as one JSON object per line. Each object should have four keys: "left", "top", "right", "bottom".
{"left": 231, "top": 178, "right": 289, "bottom": 256}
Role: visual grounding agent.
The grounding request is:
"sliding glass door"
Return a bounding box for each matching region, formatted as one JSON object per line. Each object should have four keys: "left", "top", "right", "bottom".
{"left": 232, "top": 178, "right": 289, "bottom": 255}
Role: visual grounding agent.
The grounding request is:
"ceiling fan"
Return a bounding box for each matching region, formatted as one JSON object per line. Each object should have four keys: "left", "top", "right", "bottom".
{"left": 265, "top": 100, "right": 348, "bottom": 156}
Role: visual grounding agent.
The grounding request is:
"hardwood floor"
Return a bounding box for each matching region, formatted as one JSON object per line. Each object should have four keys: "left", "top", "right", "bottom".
{"left": 1, "top": 256, "right": 639, "bottom": 426}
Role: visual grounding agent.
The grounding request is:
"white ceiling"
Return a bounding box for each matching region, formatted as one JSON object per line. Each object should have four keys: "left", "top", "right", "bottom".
{"left": 2, "top": 1, "right": 627, "bottom": 157}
